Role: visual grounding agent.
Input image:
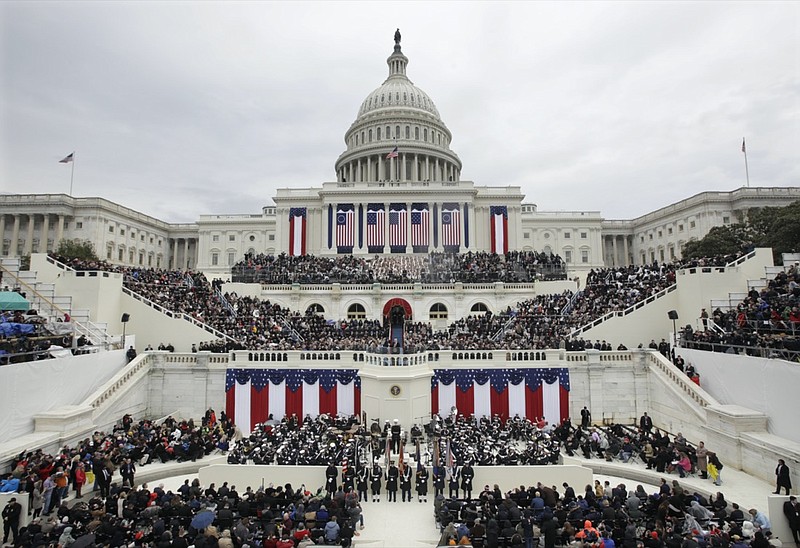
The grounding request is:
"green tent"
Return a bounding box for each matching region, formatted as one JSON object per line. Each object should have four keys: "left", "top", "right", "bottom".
{"left": 0, "top": 291, "right": 30, "bottom": 311}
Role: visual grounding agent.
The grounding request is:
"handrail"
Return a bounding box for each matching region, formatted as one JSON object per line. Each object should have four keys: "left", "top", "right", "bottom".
{"left": 0, "top": 263, "right": 115, "bottom": 349}
{"left": 45, "top": 255, "right": 75, "bottom": 272}
{"left": 569, "top": 284, "right": 678, "bottom": 337}
{"left": 726, "top": 249, "right": 756, "bottom": 267}
{"left": 644, "top": 351, "right": 716, "bottom": 419}
{"left": 560, "top": 289, "right": 581, "bottom": 315}
{"left": 681, "top": 339, "right": 800, "bottom": 363}
{"left": 121, "top": 286, "right": 239, "bottom": 343}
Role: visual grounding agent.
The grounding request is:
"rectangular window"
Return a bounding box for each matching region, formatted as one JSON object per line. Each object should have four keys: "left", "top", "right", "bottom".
{"left": 580, "top": 232, "right": 587, "bottom": 239}
{"left": 76, "top": 222, "right": 83, "bottom": 229}
{"left": 668, "top": 228, "right": 673, "bottom": 235}
{"left": 141, "top": 235, "right": 145, "bottom": 242}
{"left": 690, "top": 221, "right": 696, "bottom": 229}
{"left": 120, "top": 229, "right": 125, "bottom": 236}
{"left": 211, "top": 253, "right": 219, "bottom": 266}
{"left": 150, "top": 237, "right": 154, "bottom": 244}
{"left": 679, "top": 224, "right": 684, "bottom": 232}
{"left": 228, "top": 252, "right": 235, "bottom": 266}
{"left": 581, "top": 250, "right": 589, "bottom": 263}
{"left": 229, "top": 234, "right": 235, "bottom": 241}
{"left": 649, "top": 234, "right": 653, "bottom": 240}
{"left": 212, "top": 235, "right": 219, "bottom": 242}
{"left": 723, "top": 216, "right": 730, "bottom": 225}
{"left": 269, "top": 234, "right": 275, "bottom": 241}
{"left": 640, "top": 236, "right": 645, "bottom": 243}
{"left": 523, "top": 232, "right": 530, "bottom": 239}
{"left": 565, "top": 250, "right": 572, "bottom": 263}
{"left": 109, "top": 226, "right": 114, "bottom": 233}
{"left": 564, "top": 232, "right": 571, "bottom": 239}
{"left": 118, "top": 249, "right": 123, "bottom": 261}
{"left": 658, "top": 231, "right": 662, "bottom": 238}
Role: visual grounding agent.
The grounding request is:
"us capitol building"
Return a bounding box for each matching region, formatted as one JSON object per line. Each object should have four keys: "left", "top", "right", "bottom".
{"left": 1, "top": 34, "right": 797, "bottom": 278}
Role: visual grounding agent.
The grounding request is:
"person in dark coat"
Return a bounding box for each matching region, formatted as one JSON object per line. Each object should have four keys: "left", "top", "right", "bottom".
{"left": 775, "top": 459, "right": 792, "bottom": 495}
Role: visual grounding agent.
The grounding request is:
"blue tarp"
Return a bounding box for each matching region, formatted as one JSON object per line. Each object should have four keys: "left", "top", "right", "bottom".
{"left": 0, "top": 291, "right": 30, "bottom": 311}
{"left": 0, "top": 322, "right": 36, "bottom": 337}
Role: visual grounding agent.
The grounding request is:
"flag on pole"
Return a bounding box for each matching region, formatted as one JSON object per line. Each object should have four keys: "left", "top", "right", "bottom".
{"left": 398, "top": 442, "right": 405, "bottom": 474}
{"left": 416, "top": 440, "right": 422, "bottom": 473}
{"left": 741, "top": 138, "right": 746, "bottom": 153}
{"left": 445, "top": 438, "right": 454, "bottom": 479}
{"left": 386, "top": 146, "right": 399, "bottom": 159}
{"left": 385, "top": 434, "right": 392, "bottom": 467}
{"left": 59, "top": 153, "right": 74, "bottom": 163}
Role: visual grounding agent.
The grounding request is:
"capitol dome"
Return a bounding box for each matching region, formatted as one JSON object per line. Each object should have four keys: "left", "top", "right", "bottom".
{"left": 334, "top": 32, "right": 462, "bottom": 184}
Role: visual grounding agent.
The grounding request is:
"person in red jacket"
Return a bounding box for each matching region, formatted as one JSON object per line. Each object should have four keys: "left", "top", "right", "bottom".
{"left": 73, "top": 462, "right": 86, "bottom": 499}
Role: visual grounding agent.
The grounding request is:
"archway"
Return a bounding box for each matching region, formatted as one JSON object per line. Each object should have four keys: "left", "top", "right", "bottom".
{"left": 382, "top": 298, "right": 412, "bottom": 350}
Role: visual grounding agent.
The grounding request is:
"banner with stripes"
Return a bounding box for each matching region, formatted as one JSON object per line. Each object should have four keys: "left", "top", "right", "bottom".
{"left": 225, "top": 369, "right": 361, "bottom": 436}
{"left": 289, "top": 207, "right": 307, "bottom": 257}
{"left": 441, "top": 203, "right": 461, "bottom": 251}
{"left": 336, "top": 204, "right": 355, "bottom": 253}
{"left": 430, "top": 368, "right": 569, "bottom": 424}
{"left": 490, "top": 205, "right": 508, "bottom": 254}
{"left": 366, "top": 204, "right": 385, "bottom": 253}
{"left": 411, "top": 203, "right": 430, "bottom": 253}
{"left": 389, "top": 203, "right": 407, "bottom": 253}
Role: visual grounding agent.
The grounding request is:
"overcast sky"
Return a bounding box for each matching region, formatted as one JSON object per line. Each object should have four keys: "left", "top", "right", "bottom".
{"left": 1, "top": 1, "right": 797, "bottom": 223}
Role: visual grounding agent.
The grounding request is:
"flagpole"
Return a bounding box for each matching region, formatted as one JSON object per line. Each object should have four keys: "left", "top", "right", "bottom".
{"left": 69, "top": 153, "right": 75, "bottom": 195}
{"left": 742, "top": 138, "right": 750, "bottom": 188}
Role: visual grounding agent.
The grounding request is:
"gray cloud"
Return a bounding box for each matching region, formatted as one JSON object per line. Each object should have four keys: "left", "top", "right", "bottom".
{"left": 1, "top": 2, "right": 797, "bottom": 224}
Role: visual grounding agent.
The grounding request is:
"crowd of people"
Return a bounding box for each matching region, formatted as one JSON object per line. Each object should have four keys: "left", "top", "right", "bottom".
{"left": 230, "top": 251, "right": 567, "bottom": 285}
{"left": 681, "top": 262, "right": 800, "bottom": 362}
{"left": 46, "top": 252, "right": 760, "bottom": 357}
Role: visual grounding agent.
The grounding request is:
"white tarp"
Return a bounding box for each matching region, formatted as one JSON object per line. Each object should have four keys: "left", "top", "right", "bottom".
{"left": 680, "top": 348, "right": 800, "bottom": 443}
{"left": 0, "top": 350, "right": 127, "bottom": 442}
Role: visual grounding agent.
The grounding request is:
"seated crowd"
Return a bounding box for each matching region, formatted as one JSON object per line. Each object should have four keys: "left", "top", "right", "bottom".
{"left": 229, "top": 251, "right": 567, "bottom": 285}
{"left": 47, "top": 253, "right": 743, "bottom": 355}
{"left": 682, "top": 262, "right": 800, "bottom": 361}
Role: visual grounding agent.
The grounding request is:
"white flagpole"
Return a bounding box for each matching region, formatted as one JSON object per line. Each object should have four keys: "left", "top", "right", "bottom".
{"left": 742, "top": 138, "right": 750, "bottom": 188}
{"left": 70, "top": 152, "right": 76, "bottom": 195}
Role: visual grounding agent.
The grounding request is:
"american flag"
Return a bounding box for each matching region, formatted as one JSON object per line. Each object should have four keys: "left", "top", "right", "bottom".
{"left": 336, "top": 207, "right": 354, "bottom": 248}
{"left": 366, "top": 207, "right": 385, "bottom": 248}
{"left": 386, "top": 146, "right": 399, "bottom": 159}
{"left": 389, "top": 207, "right": 407, "bottom": 248}
{"left": 441, "top": 206, "right": 460, "bottom": 247}
{"left": 411, "top": 207, "right": 429, "bottom": 247}
{"left": 59, "top": 152, "right": 74, "bottom": 164}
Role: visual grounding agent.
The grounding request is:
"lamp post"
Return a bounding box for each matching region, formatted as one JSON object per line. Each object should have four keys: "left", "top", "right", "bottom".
{"left": 668, "top": 310, "right": 679, "bottom": 349}
{"left": 121, "top": 313, "right": 130, "bottom": 349}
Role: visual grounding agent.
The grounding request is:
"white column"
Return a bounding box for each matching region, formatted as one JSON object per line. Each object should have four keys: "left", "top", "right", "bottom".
{"left": 41, "top": 214, "right": 50, "bottom": 253}
{"left": 56, "top": 215, "right": 64, "bottom": 247}
{"left": 611, "top": 236, "right": 617, "bottom": 266}
{"left": 0, "top": 216, "right": 5, "bottom": 254}
{"left": 366, "top": 157, "right": 371, "bottom": 182}
{"left": 183, "top": 239, "right": 190, "bottom": 270}
{"left": 171, "top": 239, "right": 178, "bottom": 269}
{"left": 425, "top": 156, "right": 430, "bottom": 181}
{"left": 434, "top": 158, "right": 439, "bottom": 181}
{"left": 11, "top": 215, "right": 20, "bottom": 256}
{"left": 24, "top": 215, "right": 34, "bottom": 255}
{"left": 401, "top": 153, "right": 406, "bottom": 181}
{"left": 623, "top": 236, "right": 629, "bottom": 266}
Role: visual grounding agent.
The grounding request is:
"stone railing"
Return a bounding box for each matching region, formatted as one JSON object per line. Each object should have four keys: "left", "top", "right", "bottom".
{"left": 644, "top": 350, "right": 717, "bottom": 411}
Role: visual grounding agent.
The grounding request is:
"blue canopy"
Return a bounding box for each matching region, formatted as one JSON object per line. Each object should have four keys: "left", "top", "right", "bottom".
{"left": 0, "top": 292, "right": 29, "bottom": 311}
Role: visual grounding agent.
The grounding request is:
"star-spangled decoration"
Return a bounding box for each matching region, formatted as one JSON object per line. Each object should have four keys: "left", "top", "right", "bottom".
{"left": 431, "top": 368, "right": 570, "bottom": 394}
{"left": 226, "top": 368, "right": 361, "bottom": 392}
{"left": 411, "top": 211, "right": 422, "bottom": 224}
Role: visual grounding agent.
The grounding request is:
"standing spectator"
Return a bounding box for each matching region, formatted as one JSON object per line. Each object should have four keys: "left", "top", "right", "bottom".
{"left": 73, "top": 462, "right": 86, "bottom": 498}
{"left": 2, "top": 497, "right": 21, "bottom": 545}
{"left": 581, "top": 407, "right": 591, "bottom": 428}
{"left": 701, "top": 308, "right": 709, "bottom": 330}
{"left": 695, "top": 442, "right": 709, "bottom": 479}
{"left": 783, "top": 496, "right": 799, "bottom": 546}
{"left": 776, "top": 459, "right": 792, "bottom": 495}
{"left": 126, "top": 346, "right": 137, "bottom": 363}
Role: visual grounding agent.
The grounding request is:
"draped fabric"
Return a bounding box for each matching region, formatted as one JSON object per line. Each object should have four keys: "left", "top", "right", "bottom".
{"left": 442, "top": 202, "right": 461, "bottom": 251}
{"left": 336, "top": 204, "right": 355, "bottom": 253}
{"left": 490, "top": 205, "right": 508, "bottom": 254}
{"left": 288, "top": 207, "right": 307, "bottom": 256}
{"left": 225, "top": 369, "right": 361, "bottom": 435}
{"left": 411, "top": 203, "right": 430, "bottom": 252}
{"left": 389, "top": 203, "right": 408, "bottom": 252}
{"left": 431, "top": 368, "right": 570, "bottom": 423}
{"left": 366, "top": 204, "right": 385, "bottom": 253}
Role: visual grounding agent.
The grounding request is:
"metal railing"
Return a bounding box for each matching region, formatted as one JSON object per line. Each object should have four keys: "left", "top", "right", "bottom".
{"left": 121, "top": 286, "right": 239, "bottom": 343}
{"left": 680, "top": 339, "right": 800, "bottom": 363}
{"left": 569, "top": 284, "right": 678, "bottom": 337}
{"left": 0, "top": 263, "right": 116, "bottom": 349}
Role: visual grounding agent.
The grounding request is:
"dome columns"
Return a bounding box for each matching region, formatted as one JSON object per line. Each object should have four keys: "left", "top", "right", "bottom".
{"left": 337, "top": 152, "right": 460, "bottom": 183}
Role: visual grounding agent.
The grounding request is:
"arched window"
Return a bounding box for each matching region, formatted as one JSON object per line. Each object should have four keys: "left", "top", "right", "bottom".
{"left": 429, "top": 303, "right": 448, "bottom": 320}
{"left": 361, "top": 131, "right": 365, "bottom": 144}
{"left": 470, "top": 303, "right": 490, "bottom": 315}
{"left": 307, "top": 303, "right": 325, "bottom": 315}
{"left": 395, "top": 125, "right": 400, "bottom": 138}
{"left": 386, "top": 126, "right": 391, "bottom": 139}
{"left": 405, "top": 126, "right": 410, "bottom": 139}
{"left": 377, "top": 127, "right": 381, "bottom": 140}
{"left": 415, "top": 127, "right": 419, "bottom": 140}
{"left": 424, "top": 128, "right": 428, "bottom": 141}
{"left": 347, "top": 303, "right": 366, "bottom": 319}
{"left": 368, "top": 129, "right": 372, "bottom": 142}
